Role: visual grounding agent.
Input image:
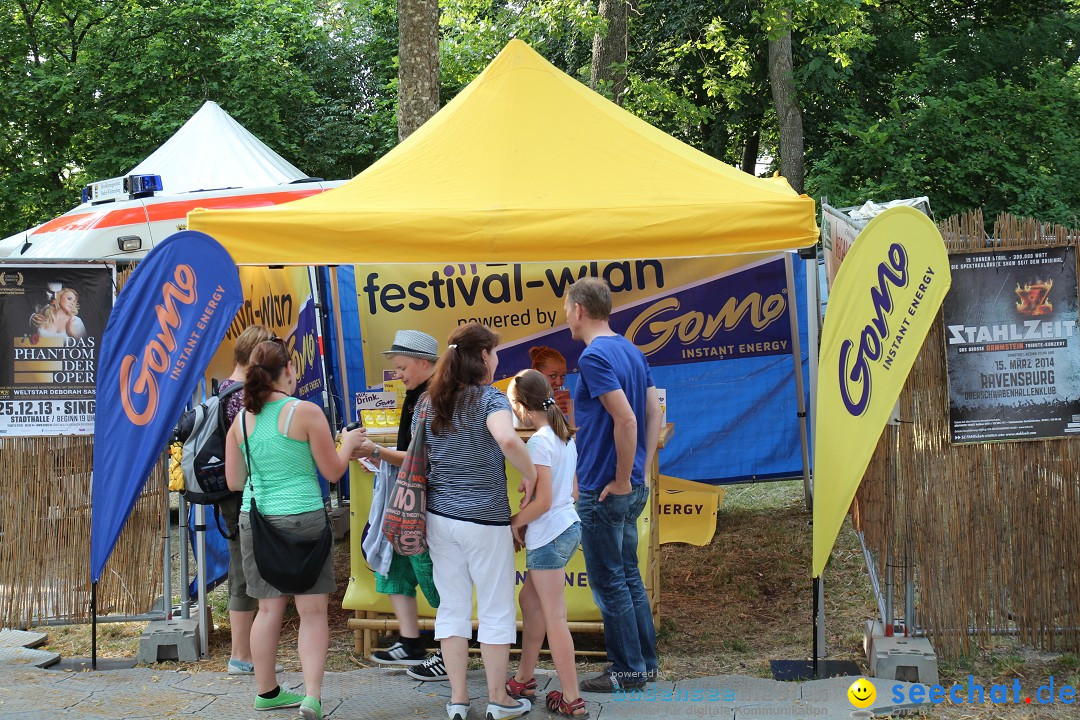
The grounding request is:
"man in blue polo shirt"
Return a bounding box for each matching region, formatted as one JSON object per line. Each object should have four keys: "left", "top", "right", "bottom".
{"left": 563, "top": 277, "right": 663, "bottom": 693}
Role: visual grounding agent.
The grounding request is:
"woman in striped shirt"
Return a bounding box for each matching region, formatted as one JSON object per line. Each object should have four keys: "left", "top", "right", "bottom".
{"left": 420, "top": 323, "right": 537, "bottom": 720}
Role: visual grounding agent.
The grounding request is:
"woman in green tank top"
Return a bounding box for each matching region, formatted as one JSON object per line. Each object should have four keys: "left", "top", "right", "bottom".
{"left": 225, "top": 338, "right": 366, "bottom": 720}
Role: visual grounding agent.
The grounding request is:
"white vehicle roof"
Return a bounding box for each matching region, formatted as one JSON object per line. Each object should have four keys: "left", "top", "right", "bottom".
{"left": 1, "top": 101, "right": 335, "bottom": 261}
{"left": 0, "top": 180, "right": 344, "bottom": 261}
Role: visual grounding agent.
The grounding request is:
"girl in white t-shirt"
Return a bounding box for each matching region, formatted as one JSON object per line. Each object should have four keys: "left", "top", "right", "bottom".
{"left": 507, "top": 369, "right": 587, "bottom": 718}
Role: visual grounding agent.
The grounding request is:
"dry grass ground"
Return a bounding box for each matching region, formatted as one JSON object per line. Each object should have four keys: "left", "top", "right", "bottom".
{"left": 33, "top": 481, "right": 1080, "bottom": 718}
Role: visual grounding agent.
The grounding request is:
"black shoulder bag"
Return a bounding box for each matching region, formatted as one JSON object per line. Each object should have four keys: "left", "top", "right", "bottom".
{"left": 242, "top": 407, "right": 334, "bottom": 594}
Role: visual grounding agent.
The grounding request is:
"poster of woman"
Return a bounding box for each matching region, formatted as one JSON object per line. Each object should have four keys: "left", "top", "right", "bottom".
{"left": 0, "top": 263, "right": 114, "bottom": 436}
{"left": 30, "top": 286, "right": 87, "bottom": 341}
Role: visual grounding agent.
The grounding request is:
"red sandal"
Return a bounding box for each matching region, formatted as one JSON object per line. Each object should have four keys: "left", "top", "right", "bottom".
{"left": 546, "top": 690, "right": 589, "bottom": 718}
{"left": 505, "top": 676, "right": 537, "bottom": 698}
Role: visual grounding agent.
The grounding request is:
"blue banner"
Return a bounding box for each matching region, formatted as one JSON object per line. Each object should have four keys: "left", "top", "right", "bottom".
{"left": 493, "top": 255, "right": 792, "bottom": 376}
{"left": 288, "top": 295, "right": 333, "bottom": 500}
{"left": 339, "top": 256, "right": 808, "bottom": 485}
{"left": 91, "top": 231, "right": 241, "bottom": 583}
{"left": 288, "top": 296, "right": 326, "bottom": 404}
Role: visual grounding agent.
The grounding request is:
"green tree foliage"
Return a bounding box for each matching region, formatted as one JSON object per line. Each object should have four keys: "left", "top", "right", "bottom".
{"left": 2, "top": 0, "right": 1078, "bottom": 238}
{"left": 0, "top": 0, "right": 388, "bottom": 238}
{"left": 439, "top": 0, "right": 601, "bottom": 94}
{"left": 623, "top": 0, "right": 871, "bottom": 172}
{"left": 805, "top": 0, "right": 1080, "bottom": 224}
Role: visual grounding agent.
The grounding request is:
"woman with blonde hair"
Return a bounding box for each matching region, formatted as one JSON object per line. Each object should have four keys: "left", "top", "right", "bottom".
{"left": 31, "top": 287, "right": 85, "bottom": 340}
{"left": 224, "top": 338, "right": 365, "bottom": 720}
{"left": 422, "top": 323, "right": 538, "bottom": 720}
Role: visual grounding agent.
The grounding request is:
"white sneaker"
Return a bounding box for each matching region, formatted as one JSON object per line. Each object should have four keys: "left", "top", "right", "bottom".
{"left": 227, "top": 658, "right": 284, "bottom": 675}
{"left": 485, "top": 698, "right": 530, "bottom": 720}
{"left": 447, "top": 701, "right": 470, "bottom": 720}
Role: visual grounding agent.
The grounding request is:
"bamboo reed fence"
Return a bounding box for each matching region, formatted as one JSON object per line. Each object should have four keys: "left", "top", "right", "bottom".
{"left": 0, "top": 436, "right": 166, "bottom": 627}
{"left": 0, "top": 260, "right": 168, "bottom": 628}
{"left": 854, "top": 210, "right": 1080, "bottom": 657}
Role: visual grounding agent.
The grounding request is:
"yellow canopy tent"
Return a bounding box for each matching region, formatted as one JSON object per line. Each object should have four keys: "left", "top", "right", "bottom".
{"left": 188, "top": 38, "right": 823, "bottom": 659}
{"left": 188, "top": 40, "right": 817, "bottom": 262}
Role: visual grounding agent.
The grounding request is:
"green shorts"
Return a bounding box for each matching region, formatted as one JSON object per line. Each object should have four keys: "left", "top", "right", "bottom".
{"left": 375, "top": 552, "right": 440, "bottom": 607}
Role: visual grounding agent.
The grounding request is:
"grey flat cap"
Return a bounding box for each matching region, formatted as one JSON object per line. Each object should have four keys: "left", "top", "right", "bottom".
{"left": 382, "top": 329, "right": 439, "bottom": 361}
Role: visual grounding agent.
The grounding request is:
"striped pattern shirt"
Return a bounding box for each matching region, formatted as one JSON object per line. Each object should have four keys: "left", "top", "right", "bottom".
{"left": 415, "top": 385, "right": 512, "bottom": 525}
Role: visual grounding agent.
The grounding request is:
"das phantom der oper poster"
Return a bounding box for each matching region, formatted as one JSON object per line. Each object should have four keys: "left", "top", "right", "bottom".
{"left": 0, "top": 264, "right": 114, "bottom": 436}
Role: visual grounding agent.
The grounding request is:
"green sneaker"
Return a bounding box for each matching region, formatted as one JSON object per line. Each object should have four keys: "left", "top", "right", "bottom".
{"left": 299, "top": 696, "right": 323, "bottom": 720}
{"left": 254, "top": 689, "right": 304, "bottom": 711}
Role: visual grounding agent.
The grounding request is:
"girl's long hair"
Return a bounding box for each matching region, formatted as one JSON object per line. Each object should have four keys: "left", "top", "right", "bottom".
{"left": 427, "top": 323, "right": 499, "bottom": 434}
{"left": 508, "top": 369, "right": 574, "bottom": 443}
{"left": 244, "top": 339, "right": 288, "bottom": 414}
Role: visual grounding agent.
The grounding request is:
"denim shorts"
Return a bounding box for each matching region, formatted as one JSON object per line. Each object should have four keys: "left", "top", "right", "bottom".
{"left": 525, "top": 522, "right": 581, "bottom": 570}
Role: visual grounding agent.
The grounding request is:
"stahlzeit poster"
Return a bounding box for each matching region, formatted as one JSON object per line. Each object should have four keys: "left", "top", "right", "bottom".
{"left": 944, "top": 246, "right": 1080, "bottom": 443}
{"left": 0, "top": 263, "right": 114, "bottom": 435}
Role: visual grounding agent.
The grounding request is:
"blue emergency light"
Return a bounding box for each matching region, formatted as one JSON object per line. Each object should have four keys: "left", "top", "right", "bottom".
{"left": 81, "top": 173, "right": 163, "bottom": 204}
{"left": 126, "top": 174, "right": 163, "bottom": 196}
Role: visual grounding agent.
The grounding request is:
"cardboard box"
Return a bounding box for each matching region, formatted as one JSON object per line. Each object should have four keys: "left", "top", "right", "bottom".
{"left": 354, "top": 391, "right": 398, "bottom": 423}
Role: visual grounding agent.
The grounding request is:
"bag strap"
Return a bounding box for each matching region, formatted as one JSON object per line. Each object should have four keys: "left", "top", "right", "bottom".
{"left": 218, "top": 382, "right": 244, "bottom": 401}
{"left": 213, "top": 503, "right": 237, "bottom": 540}
{"left": 217, "top": 382, "right": 244, "bottom": 431}
{"left": 414, "top": 398, "right": 429, "bottom": 447}
{"left": 243, "top": 402, "right": 329, "bottom": 521}
{"left": 241, "top": 411, "right": 256, "bottom": 504}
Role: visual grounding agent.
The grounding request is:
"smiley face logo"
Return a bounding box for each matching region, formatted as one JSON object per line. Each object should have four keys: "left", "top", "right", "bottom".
{"left": 848, "top": 678, "right": 876, "bottom": 708}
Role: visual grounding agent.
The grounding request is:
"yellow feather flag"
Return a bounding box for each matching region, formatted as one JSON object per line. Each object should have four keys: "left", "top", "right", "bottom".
{"left": 813, "top": 207, "right": 951, "bottom": 577}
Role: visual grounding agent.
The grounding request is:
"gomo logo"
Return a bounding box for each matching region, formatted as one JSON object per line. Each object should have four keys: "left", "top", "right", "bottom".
{"left": 838, "top": 243, "right": 909, "bottom": 416}
{"left": 120, "top": 265, "right": 198, "bottom": 425}
{"left": 625, "top": 292, "right": 787, "bottom": 356}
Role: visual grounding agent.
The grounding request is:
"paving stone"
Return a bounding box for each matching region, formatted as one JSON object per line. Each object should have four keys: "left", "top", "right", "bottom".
{"left": 732, "top": 700, "right": 851, "bottom": 720}
{"left": 0, "top": 651, "right": 926, "bottom": 720}
{"left": 801, "top": 674, "right": 930, "bottom": 716}
{"left": 0, "top": 629, "right": 47, "bottom": 649}
{"left": 0, "top": 663, "right": 71, "bottom": 686}
{"left": 684, "top": 674, "right": 793, "bottom": 698}
{"left": 0, "top": 646, "right": 59, "bottom": 668}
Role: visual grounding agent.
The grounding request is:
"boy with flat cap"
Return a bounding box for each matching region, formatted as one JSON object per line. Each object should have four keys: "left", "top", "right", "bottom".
{"left": 360, "top": 330, "right": 446, "bottom": 680}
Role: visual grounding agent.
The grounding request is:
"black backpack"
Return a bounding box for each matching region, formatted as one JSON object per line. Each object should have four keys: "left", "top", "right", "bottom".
{"left": 175, "top": 383, "right": 243, "bottom": 536}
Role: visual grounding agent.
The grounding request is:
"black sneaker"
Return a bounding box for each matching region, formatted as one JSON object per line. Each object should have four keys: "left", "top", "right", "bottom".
{"left": 407, "top": 650, "right": 448, "bottom": 681}
{"left": 602, "top": 662, "right": 657, "bottom": 683}
{"left": 579, "top": 671, "right": 645, "bottom": 693}
{"left": 371, "top": 639, "right": 427, "bottom": 666}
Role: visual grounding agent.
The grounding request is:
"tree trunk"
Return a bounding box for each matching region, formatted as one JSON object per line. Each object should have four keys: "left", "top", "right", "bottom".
{"left": 590, "top": 0, "right": 628, "bottom": 105}
{"left": 397, "top": 0, "right": 440, "bottom": 141}
{"left": 767, "top": 9, "right": 804, "bottom": 193}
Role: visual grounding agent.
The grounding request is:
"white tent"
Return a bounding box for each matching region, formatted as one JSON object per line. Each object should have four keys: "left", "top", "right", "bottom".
{"left": 129, "top": 101, "right": 307, "bottom": 193}
{"left": 0, "top": 101, "right": 317, "bottom": 258}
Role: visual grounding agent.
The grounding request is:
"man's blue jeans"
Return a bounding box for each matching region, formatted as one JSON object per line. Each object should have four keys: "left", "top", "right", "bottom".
{"left": 577, "top": 484, "right": 658, "bottom": 686}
